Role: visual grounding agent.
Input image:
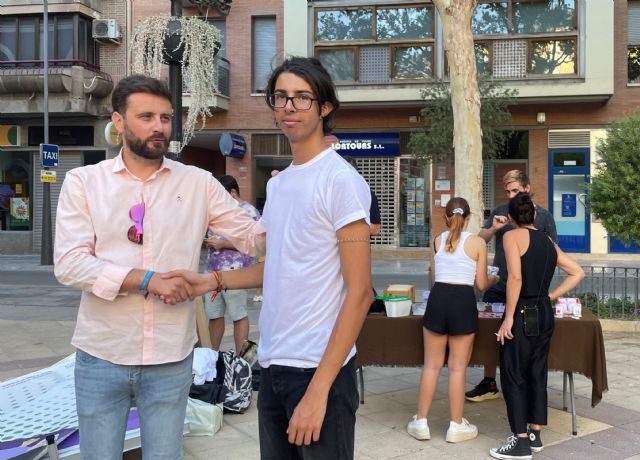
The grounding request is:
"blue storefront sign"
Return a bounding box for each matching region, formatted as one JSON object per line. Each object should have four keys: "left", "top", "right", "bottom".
{"left": 219, "top": 133, "right": 246, "bottom": 159}
{"left": 330, "top": 132, "right": 400, "bottom": 157}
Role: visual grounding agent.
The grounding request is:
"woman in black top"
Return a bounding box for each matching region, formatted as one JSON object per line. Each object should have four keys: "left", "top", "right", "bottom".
{"left": 490, "top": 193, "right": 584, "bottom": 460}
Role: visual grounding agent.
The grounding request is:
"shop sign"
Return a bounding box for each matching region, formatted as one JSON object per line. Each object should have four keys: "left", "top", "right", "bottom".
{"left": 0, "top": 125, "right": 19, "bottom": 146}
{"left": 219, "top": 133, "right": 246, "bottom": 159}
{"left": 330, "top": 132, "right": 400, "bottom": 157}
{"left": 9, "top": 197, "right": 29, "bottom": 226}
{"left": 40, "top": 170, "right": 57, "bottom": 183}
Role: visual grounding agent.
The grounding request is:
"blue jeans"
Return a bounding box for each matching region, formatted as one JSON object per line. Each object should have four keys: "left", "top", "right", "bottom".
{"left": 258, "top": 356, "right": 359, "bottom": 460}
{"left": 74, "top": 349, "right": 193, "bottom": 460}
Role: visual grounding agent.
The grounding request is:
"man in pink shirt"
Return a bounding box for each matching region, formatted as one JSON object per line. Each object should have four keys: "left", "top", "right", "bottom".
{"left": 54, "top": 75, "right": 264, "bottom": 459}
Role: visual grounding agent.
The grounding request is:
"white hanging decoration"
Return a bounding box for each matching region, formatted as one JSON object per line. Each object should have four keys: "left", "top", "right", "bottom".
{"left": 130, "top": 16, "right": 222, "bottom": 151}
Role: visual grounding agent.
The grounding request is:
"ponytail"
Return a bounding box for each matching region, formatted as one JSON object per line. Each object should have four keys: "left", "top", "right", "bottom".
{"left": 445, "top": 214, "right": 465, "bottom": 253}
{"left": 443, "top": 197, "right": 471, "bottom": 253}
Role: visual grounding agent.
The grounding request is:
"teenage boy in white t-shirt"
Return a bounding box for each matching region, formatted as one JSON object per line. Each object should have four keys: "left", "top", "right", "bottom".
{"left": 169, "top": 57, "right": 373, "bottom": 459}
{"left": 256, "top": 56, "right": 373, "bottom": 459}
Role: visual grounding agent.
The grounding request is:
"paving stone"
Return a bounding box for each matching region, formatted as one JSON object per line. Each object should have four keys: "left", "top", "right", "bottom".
{"left": 540, "top": 436, "right": 627, "bottom": 460}
{"left": 584, "top": 426, "right": 640, "bottom": 457}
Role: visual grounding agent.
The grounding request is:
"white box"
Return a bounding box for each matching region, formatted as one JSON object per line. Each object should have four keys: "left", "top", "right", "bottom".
{"left": 385, "top": 298, "right": 412, "bottom": 317}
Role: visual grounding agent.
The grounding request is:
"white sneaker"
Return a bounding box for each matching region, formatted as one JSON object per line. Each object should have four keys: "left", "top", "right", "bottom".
{"left": 253, "top": 295, "right": 262, "bottom": 302}
{"left": 446, "top": 418, "right": 478, "bottom": 443}
{"left": 407, "top": 415, "right": 430, "bottom": 440}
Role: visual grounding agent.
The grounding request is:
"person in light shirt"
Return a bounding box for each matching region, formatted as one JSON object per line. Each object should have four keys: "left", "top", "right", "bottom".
{"left": 54, "top": 75, "right": 265, "bottom": 459}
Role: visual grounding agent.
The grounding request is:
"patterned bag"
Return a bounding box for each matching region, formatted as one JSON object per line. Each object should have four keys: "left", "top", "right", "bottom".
{"left": 220, "top": 350, "right": 253, "bottom": 414}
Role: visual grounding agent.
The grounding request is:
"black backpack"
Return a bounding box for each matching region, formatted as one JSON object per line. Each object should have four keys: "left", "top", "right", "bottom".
{"left": 219, "top": 350, "right": 253, "bottom": 414}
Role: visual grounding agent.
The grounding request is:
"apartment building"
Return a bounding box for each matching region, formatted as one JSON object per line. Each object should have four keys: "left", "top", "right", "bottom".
{"left": 0, "top": 0, "right": 128, "bottom": 253}
{"left": 275, "top": 0, "right": 640, "bottom": 255}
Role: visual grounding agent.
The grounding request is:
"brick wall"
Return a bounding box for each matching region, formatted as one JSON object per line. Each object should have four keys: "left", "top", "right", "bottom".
{"left": 97, "top": 0, "right": 130, "bottom": 100}
{"left": 528, "top": 129, "right": 549, "bottom": 209}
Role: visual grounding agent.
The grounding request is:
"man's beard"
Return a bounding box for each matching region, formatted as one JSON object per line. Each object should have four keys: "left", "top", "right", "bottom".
{"left": 124, "top": 129, "right": 170, "bottom": 160}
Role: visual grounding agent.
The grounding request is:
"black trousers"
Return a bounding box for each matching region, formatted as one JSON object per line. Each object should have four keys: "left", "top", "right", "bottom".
{"left": 258, "top": 356, "right": 359, "bottom": 460}
{"left": 499, "top": 298, "right": 555, "bottom": 434}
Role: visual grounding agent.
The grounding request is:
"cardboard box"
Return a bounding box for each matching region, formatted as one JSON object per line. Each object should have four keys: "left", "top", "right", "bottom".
{"left": 384, "top": 284, "right": 416, "bottom": 302}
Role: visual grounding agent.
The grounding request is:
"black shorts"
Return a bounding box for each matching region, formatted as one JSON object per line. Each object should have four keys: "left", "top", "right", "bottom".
{"left": 423, "top": 282, "right": 478, "bottom": 335}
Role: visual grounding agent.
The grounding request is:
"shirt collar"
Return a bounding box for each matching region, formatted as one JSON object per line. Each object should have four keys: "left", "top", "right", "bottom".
{"left": 112, "top": 150, "right": 175, "bottom": 178}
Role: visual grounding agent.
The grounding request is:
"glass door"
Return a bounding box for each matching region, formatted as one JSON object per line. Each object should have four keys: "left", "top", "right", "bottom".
{"left": 549, "top": 148, "right": 590, "bottom": 253}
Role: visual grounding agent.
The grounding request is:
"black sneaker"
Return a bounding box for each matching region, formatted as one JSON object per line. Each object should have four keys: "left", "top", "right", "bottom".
{"left": 465, "top": 377, "right": 500, "bottom": 402}
{"left": 490, "top": 435, "right": 532, "bottom": 460}
{"left": 528, "top": 429, "right": 543, "bottom": 452}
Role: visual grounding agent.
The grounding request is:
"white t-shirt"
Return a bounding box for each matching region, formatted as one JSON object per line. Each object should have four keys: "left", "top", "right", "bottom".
{"left": 258, "top": 148, "right": 371, "bottom": 368}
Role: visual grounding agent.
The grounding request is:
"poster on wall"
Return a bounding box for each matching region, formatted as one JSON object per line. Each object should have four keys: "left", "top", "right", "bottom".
{"left": 415, "top": 178, "right": 425, "bottom": 190}
{"left": 9, "top": 197, "right": 29, "bottom": 227}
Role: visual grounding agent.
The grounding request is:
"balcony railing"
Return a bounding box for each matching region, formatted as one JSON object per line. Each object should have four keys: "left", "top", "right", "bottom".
{"left": 0, "top": 60, "right": 113, "bottom": 99}
{"left": 182, "top": 57, "right": 230, "bottom": 97}
{"left": 0, "top": 59, "right": 110, "bottom": 81}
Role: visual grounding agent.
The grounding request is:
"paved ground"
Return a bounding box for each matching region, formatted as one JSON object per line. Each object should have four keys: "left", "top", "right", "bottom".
{"left": 1, "top": 254, "right": 640, "bottom": 459}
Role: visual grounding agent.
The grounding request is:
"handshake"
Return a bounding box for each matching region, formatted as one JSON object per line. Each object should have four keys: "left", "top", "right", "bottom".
{"left": 143, "top": 270, "right": 214, "bottom": 305}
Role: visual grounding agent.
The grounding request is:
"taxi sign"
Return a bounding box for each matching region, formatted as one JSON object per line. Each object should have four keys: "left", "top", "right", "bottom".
{"left": 40, "top": 170, "right": 57, "bottom": 183}
{"left": 40, "top": 143, "right": 59, "bottom": 167}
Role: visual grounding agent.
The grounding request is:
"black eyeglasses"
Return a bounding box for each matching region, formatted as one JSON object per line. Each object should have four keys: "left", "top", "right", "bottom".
{"left": 268, "top": 93, "right": 317, "bottom": 111}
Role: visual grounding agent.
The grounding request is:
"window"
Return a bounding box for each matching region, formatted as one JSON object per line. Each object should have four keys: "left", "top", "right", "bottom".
{"left": 473, "top": 0, "right": 577, "bottom": 35}
{"left": 317, "top": 9, "right": 372, "bottom": 41}
{"left": 0, "top": 14, "right": 96, "bottom": 66}
{"left": 314, "top": 4, "right": 434, "bottom": 84}
{"left": 252, "top": 16, "right": 276, "bottom": 94}
{"left": 475, "top": 42, "right": 492, "bottom": 75}
{"left": 399, "top": 159, "right": 430, "bottom": 248}
{"left": 318, "top": 48, "right": 355, "bottom": 81}
{"left": 394, "top": 45, "right": 433, "bottom": 79}
{"left": 18, "top": 17, "right": 36, "bottom": 61}
{"left": 472, "top": 0, "right": 578, "bottom": 78}
{"left": 472, "top": 2, "right": 509, "bottom": 35}
{"left": 0, "top": 19, "right": 16, "bottom": 61}
{"left": 0, "top": 152, "right": 31, "bottom": 232}
{"left": 530, "top": 39, "right": 576, "bottom": 74}
{"left": 629, "top": 1, "right": 640, "bottom": 83}
{"left": 513, "top": 0, "right": 576, "bottom": 33}
{"left": 208, "top": 18, "right": 226, "bottom": 59}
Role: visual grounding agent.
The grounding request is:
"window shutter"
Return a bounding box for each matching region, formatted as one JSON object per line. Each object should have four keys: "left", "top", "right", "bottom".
{"left": 252, "top": 17, "right": 276, "bottom": 93}
{"left": 32, "top": 153, "right": 83, "bottom": 252}
{"left": 629, "top": 1, "right": 640, "bottom": 45}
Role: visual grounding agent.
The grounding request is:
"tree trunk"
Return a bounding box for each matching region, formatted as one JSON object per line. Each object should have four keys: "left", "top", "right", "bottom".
{"left": 433, "top": 0, "right": 483, "bottom": 232}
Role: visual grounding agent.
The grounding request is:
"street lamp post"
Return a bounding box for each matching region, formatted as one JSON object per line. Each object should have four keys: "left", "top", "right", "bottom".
{"left": 40, "top": 0, "right": 53, "bottom": 265}
{"left": 169, "top": 0, "right": 183, "bottom": 157}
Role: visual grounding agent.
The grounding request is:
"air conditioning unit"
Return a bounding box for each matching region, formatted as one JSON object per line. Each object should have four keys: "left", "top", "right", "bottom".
{"left": 92, "top": 19, "right": 121, "bottom": 40}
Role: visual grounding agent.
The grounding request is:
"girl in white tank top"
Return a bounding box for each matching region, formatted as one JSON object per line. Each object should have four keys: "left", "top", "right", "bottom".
{"left": 434, "top": 231, "right": 477, "bottom": 285}
{"left": 407, "top": 197, "right": 496, "bottom": 445}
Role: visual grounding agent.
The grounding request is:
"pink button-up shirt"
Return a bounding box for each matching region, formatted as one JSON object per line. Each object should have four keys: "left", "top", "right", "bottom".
{"left": 54, "top": 154, "right": 265, "bottom": 365}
